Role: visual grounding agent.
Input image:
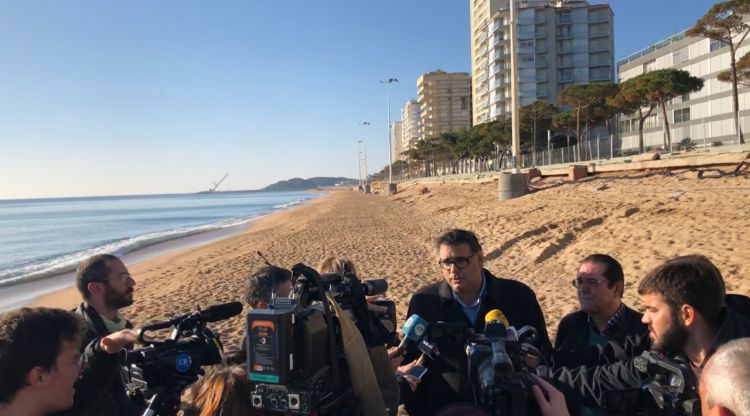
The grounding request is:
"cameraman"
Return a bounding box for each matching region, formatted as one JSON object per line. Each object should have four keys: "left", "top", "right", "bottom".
{"left": 318, "top": 258, "right": 400, "bottom": 416}
{"left": 73, "top": 254, "right": 142, "bottom": 416}
{"left": 400, "top": 229, "right": 552, "bottom": 416}
{"left": 554, "top": 255, "right": 750, "bottom": 410}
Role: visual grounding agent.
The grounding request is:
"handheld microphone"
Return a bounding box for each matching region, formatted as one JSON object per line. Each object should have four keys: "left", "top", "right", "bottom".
{"left": 484, "top": 309, "right": 509, "bottom": 327}
{"left": 396, "top": 314, "right": 429, "bottom": 351}
{"left": 484, "top": 309, "right": 509, "bottom": 341}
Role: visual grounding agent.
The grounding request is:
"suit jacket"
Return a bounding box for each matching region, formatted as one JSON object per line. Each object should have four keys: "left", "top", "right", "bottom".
{"left": 401, "top": 269, "right": 551, "bottom": 416}
{"left": 553, "top": 304, "right": 648, "bottom": 368}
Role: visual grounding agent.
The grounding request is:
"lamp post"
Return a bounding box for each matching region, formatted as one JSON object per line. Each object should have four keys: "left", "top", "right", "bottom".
{"left": 357, "top": 149, "right": 363, "bottom": 190}
{"left": 359, "top": 139, "right": 369, "bottom": 193}
{"left": 380, "top": 78, "right": 398, "bottom": 195}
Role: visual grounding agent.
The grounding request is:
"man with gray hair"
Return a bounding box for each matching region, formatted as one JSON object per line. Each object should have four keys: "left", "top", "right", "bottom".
{"left": 700, "top": 337, "right": 750, "bottom": 416}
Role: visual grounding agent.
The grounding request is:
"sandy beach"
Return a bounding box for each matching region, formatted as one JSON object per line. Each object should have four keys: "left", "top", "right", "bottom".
{"left": 32, "top": 171, "right": 750, "bottom": 350}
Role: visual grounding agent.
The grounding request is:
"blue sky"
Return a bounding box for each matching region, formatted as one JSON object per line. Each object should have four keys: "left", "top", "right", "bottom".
{"left": 0, "top": 0, "right": 718, "bottom": 198}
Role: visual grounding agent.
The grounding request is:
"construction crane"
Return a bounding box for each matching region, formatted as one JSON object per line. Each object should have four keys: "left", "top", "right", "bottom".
{"left": 208, "top": 173, "right": 229, "bottom": 192}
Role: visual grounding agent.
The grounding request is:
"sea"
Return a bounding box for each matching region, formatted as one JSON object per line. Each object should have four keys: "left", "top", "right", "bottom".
{"left": 0, "top": 191, "right": 317, "bottom": 289}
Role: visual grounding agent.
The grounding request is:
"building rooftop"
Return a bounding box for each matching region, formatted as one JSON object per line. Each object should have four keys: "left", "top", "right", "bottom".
{"left": 617, "top": 29, "right": 689, "bottom": 67}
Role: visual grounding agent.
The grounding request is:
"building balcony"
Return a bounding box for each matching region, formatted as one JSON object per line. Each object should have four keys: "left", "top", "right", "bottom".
{"left": 558, "top": 47, "right": 573, "bottom": 54}
{"left": 557, "top": 60, "right": 574, "bottom": 68}
{"left": 588, "top": 30, "right": 610, "bottom": 38}
{"left": 535, "top": 31, "right": 546, "bottom": 38}
{"left": 489, "top": 77, "right": 507, "bottom": 90}
{"left": 590, "top": 73, "right": 613, "bottom": 81}
{"left": 490, "top": 49, "right": 507, "bottom": 62}
{"left": 535, "top": 15, "right": 546, "bottom": 24}
{"left": 556, "top": 31, "right": 572, "bottom": 39}
{"left": 588, "top": 15, "right": 609, "bottom": 24}
{"left": 589, "top": 59, "right": 611, "bottom": 67}
{"left": 489, "top": 64, "right": 507, "bottom": 76}
{"left": 535, "top": 60, "right": 548, "bottom": 68}
{"left": 491, "top": 19, "right": 504, "bottom": 32}
{"left": 476, "top": 72, "right": 488, "bottom": 83}
{"left": 589, "top": 44, "right": 610, "bottom": 52}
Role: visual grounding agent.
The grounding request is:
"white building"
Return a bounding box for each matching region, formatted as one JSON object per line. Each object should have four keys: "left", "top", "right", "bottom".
{"left": 618, "top": 28, "right": 750, "bottom": 149}
{"left": 471, "top": 0, "right": 614, "bottom": 125}
{"left": 401, "top": 100, "right": 420, "bottom": 151}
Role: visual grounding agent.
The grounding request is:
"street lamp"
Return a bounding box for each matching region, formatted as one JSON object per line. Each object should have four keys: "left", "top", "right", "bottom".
{"left": 357, "top": 149, "right": 363, "bottom": 189}
{"left": 380, "top": 78, "right": 398, "bottom": 194}
{"left": 358, "top": 139, "right": 368, "bottom": 189}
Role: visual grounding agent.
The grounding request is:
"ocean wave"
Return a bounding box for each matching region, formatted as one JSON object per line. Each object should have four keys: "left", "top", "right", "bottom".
{"left": 273, "top": 196, "right": 315, "bottom": 209}
{"left": 0, "top": 215, "right": 257, "bottom": 288}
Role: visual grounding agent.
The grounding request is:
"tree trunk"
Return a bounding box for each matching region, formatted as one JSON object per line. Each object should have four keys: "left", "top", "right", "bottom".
{"left": 638, "top": 107, "right": 645, "bottom": 154}
{"left": 660, "top": 100, "right": 671, "bottom": 151}
{"left": 730, "top": 43, "right": 745, "bottom": 144}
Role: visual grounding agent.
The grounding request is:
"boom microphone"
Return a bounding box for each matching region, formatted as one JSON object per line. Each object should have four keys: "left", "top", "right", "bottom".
{"left": 199, "top": 301, "right": 243, "bottom": 323}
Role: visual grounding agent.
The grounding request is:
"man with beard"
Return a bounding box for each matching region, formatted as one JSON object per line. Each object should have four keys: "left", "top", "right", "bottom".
{"left": 72, "top": 254, "right": 141, "bottom": 415}
{"left": 553, "top": 254, "right": 750, "bottom": 412}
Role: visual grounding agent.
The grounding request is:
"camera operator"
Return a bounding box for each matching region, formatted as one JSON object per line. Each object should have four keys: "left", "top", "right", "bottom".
{"left": 73, "top": 254, "right": 142, "bottom": 415}
{"left": 553, "top": 254, "right": 750, "bottom": 411}
{"left": 317, "top": 258, "right": 400, "bottom": 416}
{"left": 0, "top": 308, "right": 84, "bottom": 416}
{"left": 399, "top": 229, "right": 552, "bottom": 416}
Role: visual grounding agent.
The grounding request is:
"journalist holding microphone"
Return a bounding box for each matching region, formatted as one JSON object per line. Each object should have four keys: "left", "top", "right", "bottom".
{"left": 397, "top": 229, "right": 552, "bottom": 416}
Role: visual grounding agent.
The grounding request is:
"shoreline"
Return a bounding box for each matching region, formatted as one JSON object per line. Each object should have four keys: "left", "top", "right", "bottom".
{"left": 2, "top": 192, "right": 324, "bottom": 312}
{"left": 0, "top": 222, "right": 251, "bottom": 312}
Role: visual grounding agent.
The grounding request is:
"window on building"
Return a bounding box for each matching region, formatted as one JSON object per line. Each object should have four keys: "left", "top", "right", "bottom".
{"left": 674, "top": 107, "right": 690, "bottom": 123}
{"left": 710, "top": 39, "right": 729, "bottom": 52}
{"left": 643, "top": 59, "right": 656, "bottom": 73}
{"left": 673, "top": 47, "right": 689, "bottom": 65}
{"left": 682, "top": 93, "right": 690, "bottom": 102}
{"left": 461, "top": 97, "right": 468, "bottom": 110}
{"left": 558, "top": 10, "right": 571, "bottom": 24}
{"left": 644, "top": 113, "right": 659, "bottom": 129}
{"left": 619, "top": 119, "right": 632, "bottom": 134}
{"left": 520, "top": 40, "right": 534, "bottom": 48}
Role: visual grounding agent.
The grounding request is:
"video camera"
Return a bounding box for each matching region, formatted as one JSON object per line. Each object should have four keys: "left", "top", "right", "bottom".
{"left": 245, "top": 263, "right": 395, "bottom": 415}
{"left": 403, "top": 311, "right": 546, "bottom": 416}
{"left": 604, "top": 350, "right": 700, "bottom": 416}
{"left": 120, "top": 301, "right": 243, "bottom": 416}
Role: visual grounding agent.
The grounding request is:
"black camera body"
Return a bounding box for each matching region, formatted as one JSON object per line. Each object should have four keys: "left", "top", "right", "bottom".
{"left": 121, "top": 301, "right": 243, "bottom": 416}
{"left": 246, "top": 264, "right": 394, "bottom": 415}
{"left": 419, "top": 319, "right": 543, "bottom": 416}
{"left": 605, "top": 350, "right": 700, "bottom": 416}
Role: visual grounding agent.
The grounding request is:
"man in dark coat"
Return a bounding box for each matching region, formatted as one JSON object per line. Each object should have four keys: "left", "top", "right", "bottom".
{"left": 398, "top": 229, "right": 552, "bottom": 416}
{"left": 554, "top": 255, "right": 750, "bottom": 412}
{"left": 71, "top": 254, "right": 141, "bottom": 416}
{"left": 554, "top": 254, "right": 648, "bottom": 369}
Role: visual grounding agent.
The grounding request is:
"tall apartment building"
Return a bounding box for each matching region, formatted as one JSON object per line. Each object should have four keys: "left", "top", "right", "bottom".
{"left": 391, "top": 121, "right": 403, "bottom": 162}
{"left": 470, "top": 0, "right": 614, "bottom": 125}
{"left": 618, "top": 28, "right": 750, "bottom": 149}
{"left": 401, "top": 100, "right": 420, "bottom": 152}
{"left": 416, "top": 70, "right": 472, "bottom": 141}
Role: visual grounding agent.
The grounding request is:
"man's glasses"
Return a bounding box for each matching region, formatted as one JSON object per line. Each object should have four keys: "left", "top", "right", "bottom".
{"left": 438, "top": 253, "right": 476, "bottom": 270}
{"left": 571, "top": 277, "right": 609, "bottom": 289}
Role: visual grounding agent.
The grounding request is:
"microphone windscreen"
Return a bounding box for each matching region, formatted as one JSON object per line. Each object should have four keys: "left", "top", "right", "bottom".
{"left": 402, "top": 314, "right": 429, "bottom": 342}
{"left": 484, "top": 309, "right": 509, "bottom": 327}
{"left": 201, "top": 301, "right": 243, "bottom": 322}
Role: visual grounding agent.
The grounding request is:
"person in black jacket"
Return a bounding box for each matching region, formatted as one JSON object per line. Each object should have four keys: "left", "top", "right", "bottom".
{"left": 553, "top": 254, "right": 750, "bottom": 411}
{"left": 554, "top": 254, "right": 648, "bottom": 368}
{"left": 72, "top": 254, "right": 141, "bottom": 416}
{"left": 398, "top": 229, "right": 552, "bottom": 416}
{"left": 0, "top": 308, "right": 84, "bottom": 416}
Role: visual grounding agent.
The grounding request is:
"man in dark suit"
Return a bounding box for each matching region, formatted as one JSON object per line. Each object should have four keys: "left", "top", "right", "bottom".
{"left": 398, "top": 229, "right": 552, "bottom": 416}
{"left": 554, "top": 254, "right": 647, "bottom": 369}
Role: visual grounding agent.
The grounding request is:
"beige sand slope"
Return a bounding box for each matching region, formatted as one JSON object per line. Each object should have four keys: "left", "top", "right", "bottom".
{"left": 34, "top": 172, "right": 750, "bottom": 349}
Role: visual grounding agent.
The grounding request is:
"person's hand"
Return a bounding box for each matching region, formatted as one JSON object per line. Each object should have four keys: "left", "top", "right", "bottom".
{"left": 400, "top": 374, "right": 420, "bottom": 392}
{"left": 530, "top": 374, "right": 570, "bottom": 416}
{"left": 99, "top": 329, "right": 139, "bottom": 354}
{"left": 388, "top": 346, "right": 404, "bottom": 370}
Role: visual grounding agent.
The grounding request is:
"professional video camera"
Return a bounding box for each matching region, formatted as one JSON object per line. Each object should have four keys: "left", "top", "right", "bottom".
{"left": 403, "top": 311, "right": 546, "bottom": 416}
{"left": 120, "top": 301, "right": 243, "bottom": 416}
{"left": 245, "top": 263, "right": 394, "bottom": 415}
{"left": 604, "top": 350, "right": 700, "bottom": 416}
